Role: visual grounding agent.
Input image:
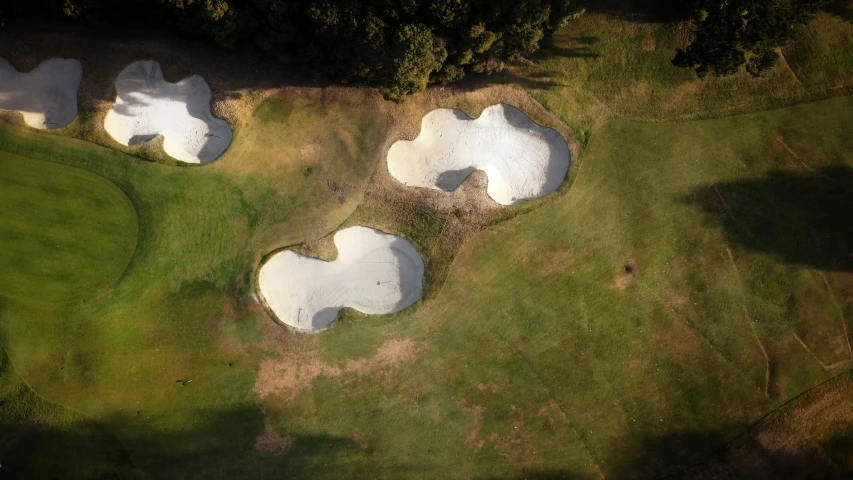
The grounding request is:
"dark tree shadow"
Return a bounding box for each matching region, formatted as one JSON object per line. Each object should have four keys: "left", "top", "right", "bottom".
{"left": 824, "top": 0, "right": 853, "bottom": 23}
{"left": 0, "top": 403, "right": 420, "bottom": 479}
{"left": 684, "top": 166, "right": 853, "bottom": 272}
{"left": 585, "top": 0, "right": 694, "bottom": 23}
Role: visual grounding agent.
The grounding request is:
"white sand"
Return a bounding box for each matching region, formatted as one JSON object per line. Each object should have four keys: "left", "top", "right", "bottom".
{"left": 104, "top": 60, "right": 232, "bottom": 163}
{"left": 0, "top": 57, "right": 82, "bottom": 129}
{"left": 258, "top": 227, "right": 425, "bottom": 332}
{"left": 387, "top": 104, "right": 571, "bottom": 205}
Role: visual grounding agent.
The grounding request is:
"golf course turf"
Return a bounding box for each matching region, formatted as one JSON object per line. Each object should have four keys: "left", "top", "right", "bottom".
{"left": 0, "top": 6, "right": 852, "bottom": 479}
{"left": 0, "top": 152, "right": 137, "bottom": 303}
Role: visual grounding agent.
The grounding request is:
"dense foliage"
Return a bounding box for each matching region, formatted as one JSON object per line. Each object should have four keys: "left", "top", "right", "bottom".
{"left": 0, "top": 0, "right": 585, "bottom": 99}
{"left": 674, "top": 0, "right": 830, "bottom": 78}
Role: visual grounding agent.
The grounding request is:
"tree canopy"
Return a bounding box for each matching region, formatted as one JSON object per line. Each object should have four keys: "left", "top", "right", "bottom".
{"left": 674, "top": 0, "right": 830, "bottom": 78}
{"left": 0, "top": 0, "right": 585, "bottom": 99}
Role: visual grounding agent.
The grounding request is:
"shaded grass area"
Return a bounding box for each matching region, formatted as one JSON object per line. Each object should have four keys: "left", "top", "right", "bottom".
{"left": 684, "top": 371, "right": 853, "bottom": 479}
{"left": 268, "top": 96, "right": 853, "bottom": 479}
{"left": 0, "top": 152, "right": 138, "bottom": 302}
{"left": 0, "top": 344, "right": 143, "bottom": 479}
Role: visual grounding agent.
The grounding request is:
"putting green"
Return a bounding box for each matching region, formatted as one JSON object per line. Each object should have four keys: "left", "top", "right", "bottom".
{"left": 0, "top": 152, "right": 138, "bottom": 302}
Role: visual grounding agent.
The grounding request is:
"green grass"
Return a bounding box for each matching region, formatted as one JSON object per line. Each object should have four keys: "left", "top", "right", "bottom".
{"left": 0, "top": 344, "right": 142, "bottom": 479}
{"left": 265, "top": 95, "right": 853, "bottom": 479}
{"left": 0, "top": 92, "right": 388, "bottom": 478}
{"left": 0, "top": 9, "right": 852, "bottom": 479}
{"left": 502, "top": 9, "right": 853, "bottom": 132}
{"left": 0, "top": 152, "right": 138, "bottom": 303}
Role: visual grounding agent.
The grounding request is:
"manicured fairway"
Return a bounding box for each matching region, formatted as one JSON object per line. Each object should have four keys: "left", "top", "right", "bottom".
{"left": 0, "top": 152, "right": 137, "bottom": 302}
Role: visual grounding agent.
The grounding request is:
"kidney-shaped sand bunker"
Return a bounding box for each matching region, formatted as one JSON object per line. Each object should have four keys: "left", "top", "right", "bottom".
{"left": 0, "top": 57, "right": 82, "bottom": 129}
{"left": 259, "top": 227, "right": 425, "bottom": 332}
{"left": 387, "top": 104, "right": 571, "bottom": 206}
{"left": 104, "top": 60, "right": 232, "bottom": 163}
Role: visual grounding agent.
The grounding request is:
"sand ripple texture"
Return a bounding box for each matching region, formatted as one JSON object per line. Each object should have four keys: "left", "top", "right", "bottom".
{"left": 387, "top": 104, "right": 571, "bottom": 205}
{"left": 104, "top": 60, "right": 232, "bottom": 163}
{"left": 259, "top": 227, "right": 425, "bottom": 332}
{"left": 0, "top": 57, "right": 82, "bottom": 129}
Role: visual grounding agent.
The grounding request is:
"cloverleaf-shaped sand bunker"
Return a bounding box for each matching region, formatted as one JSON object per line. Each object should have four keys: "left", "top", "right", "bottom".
{"left": 387, "top": 104, "right": 571, "bottom": 205}
{"left": 104, "top": 60, "right": 232, "bottom": 163}
{"left": 0, "top": 57, "right": 82, "bottom": 129}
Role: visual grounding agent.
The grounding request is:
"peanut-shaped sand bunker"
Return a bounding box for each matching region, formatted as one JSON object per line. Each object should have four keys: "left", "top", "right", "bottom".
{"left": 104, "top": 60, "right": 232, "bottom": 163}
{"left": 0, "top": 57, "right": 82, "bottom": 129}
{"left": 387, "top": 104, "right": 571, "bottom": 205}
{"left": 259, "top": 227, "right": 424, "bottom": 332}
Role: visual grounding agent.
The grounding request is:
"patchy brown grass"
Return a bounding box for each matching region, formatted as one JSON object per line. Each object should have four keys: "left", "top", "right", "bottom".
{"left": 254, "top": 420, "right": 296, "bottom": 456}
{"left": 684, "top": 372, "right": 853, "bottom": 478}
{"left": 253, "top": 338, "right": 420, "bottom": 401}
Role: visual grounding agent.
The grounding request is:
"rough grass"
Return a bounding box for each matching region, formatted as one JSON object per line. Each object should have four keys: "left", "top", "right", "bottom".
{"left": 0, "top": 344, "right": 144, "bottom": 479}
{"left": 0, "top": 152, "right": 138, "bottom": 302}
{"left": 0, "top": 8, "right": 852, "bottom": 479}
{"left": 502, "top": 9, "right": 853, "bottom": 134}
{"left": 265, "top": 96, "right": 853, "bottom": 479}
{"left": 684, "top": 371, "right": 853, "bottom": 478}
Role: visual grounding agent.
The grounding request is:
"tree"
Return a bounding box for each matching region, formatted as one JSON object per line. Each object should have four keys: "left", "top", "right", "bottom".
{"left": 0, "top": 0, "right": 587, "bottom": 98}
{"left": 380, "top": 24, "right": 447, "bottom": 101}
{"left": 674, "top": 0, "right": 830, "bottom": 78}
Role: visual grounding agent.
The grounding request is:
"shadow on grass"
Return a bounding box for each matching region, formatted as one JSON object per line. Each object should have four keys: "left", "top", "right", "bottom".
{"left": 0, "top": 21, "right": 316, "bottom": 107}
{"left": 0, "top": 404, "right": 383, "bottom": 479}
{"left": 685, "top": 166, "right": 853, "bottom": 272}
{"left": 825, "top": 0, "right": 853, "bottom": 23}
{"left": 481, "top": 428, "right": 853, "bottom": 479}
{"left": 586, "top": 0, "right": 694, "bottom": 22}
{"left": 489, "top": 36, "right": 602, "bottom": 90}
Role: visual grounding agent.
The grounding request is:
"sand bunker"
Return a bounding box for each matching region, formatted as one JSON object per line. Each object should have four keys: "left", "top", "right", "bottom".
{"left": 387, "top": 104, "right": 570, "bottom": 205}
{"left": 104, "top": 60, "right": 232, "bottom": 163}
{"left": 259, "top": 227, "right": 424, "bottom": 332}
{"left": 0, "top": 57, "right": 82, "bottom": 129}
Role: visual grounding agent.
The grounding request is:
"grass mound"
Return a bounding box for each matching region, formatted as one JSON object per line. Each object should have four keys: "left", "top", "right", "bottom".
{"left": 0, "top": 152, "right": 138, "bottom": 302}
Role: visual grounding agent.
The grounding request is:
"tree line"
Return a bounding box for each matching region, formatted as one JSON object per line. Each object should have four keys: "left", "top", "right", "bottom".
{"left": 0, "top": 0, "right": 833, "bottom": 99}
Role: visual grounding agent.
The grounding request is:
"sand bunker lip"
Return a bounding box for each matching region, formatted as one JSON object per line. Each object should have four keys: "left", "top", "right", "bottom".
{"left": 104, "top": 60, "right": 233, "bottom": 163}
{"left": 387, "top": 104, "right": 571, "bottom": 206}
{"left": 0, "top": 57, "right": 82, "bottom": 129}
{"left": 258, "top": 226, "right": 425, "bottom": 333}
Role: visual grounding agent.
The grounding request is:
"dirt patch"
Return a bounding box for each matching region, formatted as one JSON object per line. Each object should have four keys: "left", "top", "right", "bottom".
{"left": 465, "top": 405, "right": 486, "bottom": 453}
{"left": 654, "top": 316, "right": 704, "bottom": 361}
{"left": 489, "top": 405, "right": 533, "bottom": 464}
{"left": 353, "top": 431, "right": 370, "bottom": 451}
{"left": 535, "top": 249, "right": 575, "bottom": 277}
{"left": 325, "top": 180, "right": 355, "bottom": 204}
{"left": 254, "top": 420, "right": 295, "bottom": 456}
{"left": 299, "top": 143, "right": 320, "bottom": 158}
{"left": 614, "top": 259, "right": 638, "bottom": 290}
{"left": 253, "top": 338, "right": 420, "bottom": 401}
